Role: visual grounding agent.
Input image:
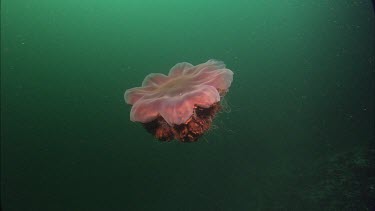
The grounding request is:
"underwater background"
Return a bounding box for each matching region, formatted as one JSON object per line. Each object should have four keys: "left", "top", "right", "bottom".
{"left": 1, "top": 0, "right": 374, "bottom": 210}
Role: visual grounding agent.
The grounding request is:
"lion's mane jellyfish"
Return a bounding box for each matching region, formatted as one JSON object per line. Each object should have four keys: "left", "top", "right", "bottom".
{"left": 124, "top": 59, "right": 233, "bottom": 142}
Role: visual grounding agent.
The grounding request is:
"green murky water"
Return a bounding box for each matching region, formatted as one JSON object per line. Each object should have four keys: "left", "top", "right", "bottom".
{"left": 1, "top": 1, "right": 374, "bottom": 210}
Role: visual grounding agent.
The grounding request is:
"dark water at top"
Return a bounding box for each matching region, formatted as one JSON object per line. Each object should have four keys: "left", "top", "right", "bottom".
{"left": 1, "top": 0, "right": 374, "bottom": 210}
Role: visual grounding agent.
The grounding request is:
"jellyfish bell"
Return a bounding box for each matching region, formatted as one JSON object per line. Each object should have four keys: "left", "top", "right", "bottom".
{"left": 124, "top": 59, "right": 233, "bottom": 142}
